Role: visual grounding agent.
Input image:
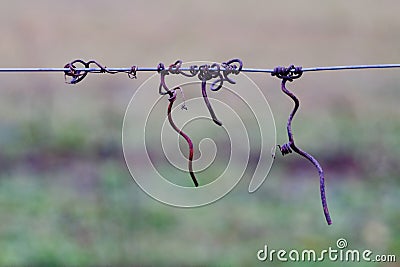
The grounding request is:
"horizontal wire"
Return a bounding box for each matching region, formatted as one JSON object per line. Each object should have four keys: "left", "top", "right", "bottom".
{"left": 0, "top": 64, "right": 400, "bottom": 74}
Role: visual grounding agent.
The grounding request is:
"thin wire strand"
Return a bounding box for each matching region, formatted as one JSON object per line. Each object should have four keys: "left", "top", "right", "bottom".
{"left": 1, "top": 64, "right": 400, "bottom": 73}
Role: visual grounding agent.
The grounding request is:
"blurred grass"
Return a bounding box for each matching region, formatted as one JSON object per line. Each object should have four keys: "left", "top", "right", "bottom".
{"left": 0, "top": 162, "right": 398, "bottom": 266}
{"left": 0, "top": 0, "right": 399, "bottom": 266}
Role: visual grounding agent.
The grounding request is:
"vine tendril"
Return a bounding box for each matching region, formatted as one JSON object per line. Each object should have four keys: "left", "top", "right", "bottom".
{"left": 201, "top": 79, "right": 222, "bottom": 126}
{"left": 158, "top": 59, "right": 243, "bottom": 126}
{"left": 64, "top": 59, "right": 137, "bottom": 84}
{"left": 167, "top": 88, "right": 198, "bottom": 187}
{"left": 157, "top": 59, "right": 243, "bottom": 187}
{"left": 272, "top": 65, "right": 332, "bottom": 225}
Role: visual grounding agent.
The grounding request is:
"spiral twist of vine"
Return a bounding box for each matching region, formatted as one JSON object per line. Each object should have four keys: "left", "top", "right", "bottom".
{"left": 272, "top": 65, "right": 332, "bottom": 225}
{"left": 157, "top": 59, "right": 243, "bottom": 186}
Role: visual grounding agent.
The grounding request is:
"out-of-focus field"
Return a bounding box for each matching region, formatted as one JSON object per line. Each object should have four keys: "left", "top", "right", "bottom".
{"left": 0, "top": 1, "right": 399, "bottom": 266}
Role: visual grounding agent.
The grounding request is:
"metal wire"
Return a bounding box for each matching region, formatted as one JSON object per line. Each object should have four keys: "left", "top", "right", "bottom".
{"left": 1, "top": 64, "right": 400, "bottom": 74}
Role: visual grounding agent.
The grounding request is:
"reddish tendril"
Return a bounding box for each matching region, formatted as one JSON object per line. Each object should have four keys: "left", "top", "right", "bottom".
{"left": 167, "top": 89, "right": 198, "bottom": 187}
{"left": 157, "top": 59, "right": 243, "bottom": 186}
{"left": 272, "top": 65, "right": 332, "bottom": 225}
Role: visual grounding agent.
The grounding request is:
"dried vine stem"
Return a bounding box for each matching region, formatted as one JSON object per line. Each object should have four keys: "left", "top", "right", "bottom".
{"left": 272, "top": 65, "right": 332, "bottom": 225}
{"left": 157, "top": 63, "right": 198, "bottom": 186}
{"left": 166, "top": 89, "right": 198, "bottom": 187}
{"left": 157, "top": 59, "right": 243, "bottom": 187}
{"left": 197, "top": 59, "right": 243, "bottom": 126}
{"left": 201, "top": 79, "right": 222, "bottom": 126}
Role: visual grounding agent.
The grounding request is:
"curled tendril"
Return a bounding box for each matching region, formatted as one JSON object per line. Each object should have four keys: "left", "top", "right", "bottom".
{"left": 157, "top": 63, "right": 171, "bottom": 95}
{"left": 157, "top": 59, "right": 243, "bottom": 90}
{"left": 157, "top": 59, "right": 243, "bottom": 186}
{"left": 271, "top": 65, "right": 332, "bottom": 225}
{"left": 271, "top": 65, "right": 303, "bottom": 81}
{"left": 64, "top": 59, "right": 137, "bottom": 84}
{"left": 127, "top": 66, "right": 137, "bottom": 79}
{"left": 201, "top": 79, "right": 222, "bottom": 126}
{"left": 167, "top": 88, "right": 198, "bottom": 187}
{"left": 64, "top": 59, "right": 90, "bottom": 84}
{"left": 212, "top": 58, "right": 243, "bottom": 91}
{"left": 158, "top": 59, "right": 243, "bottom": 126}
{"left": 197, "top": 64, "right": 223, "bottom": 126}
{"left": 166, "top": 60, "right": 199, "bottom": 78}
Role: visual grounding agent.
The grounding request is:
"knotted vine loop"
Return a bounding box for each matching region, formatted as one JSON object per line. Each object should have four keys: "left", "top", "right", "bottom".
{"left": 216, "top": 58, "right": 243, "bottom": 90}
{"left": 271, "top": 64, "right": 303, "bottom": 82}
{"left": 272, "top": 65, "right": 332, "bottom": 225}
{"left": 127, "top": 66, "right": 138, "bottom": 79}
{"left": 64, "top": 59, "right": 138, "bottom": 84}
{"left": 157, "top": 59, "right": 243, "bottom": 126}
{"left": 157, "top": 59, "right": 243, "bottom": 186}
{"left": 157, "top": 62, "right": 171, "bottom": 95}
{"left": 64, "top": 59, "right": 90, "bottom": 84}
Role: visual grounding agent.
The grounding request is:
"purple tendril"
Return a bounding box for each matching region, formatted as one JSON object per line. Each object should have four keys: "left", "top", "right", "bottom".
{"left": 272, "top": 65, "right": 332, "bottom": 225}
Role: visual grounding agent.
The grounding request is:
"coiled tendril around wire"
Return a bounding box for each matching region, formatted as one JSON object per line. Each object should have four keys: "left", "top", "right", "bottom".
{"left": 271, "top": 65, "right": 332, "bottom": 225}
{"left": 157, "top": 59, "right": 243, "bottom": 126}
{"left": 157, "top": 59, "right": 243, "bottom": 187}
{"left": 64, "top": 59, "right": 137, "bottom": 84}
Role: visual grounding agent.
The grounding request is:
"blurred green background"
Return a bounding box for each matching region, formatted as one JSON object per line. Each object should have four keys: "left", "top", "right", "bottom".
{"left": 0, "top": 1, "right": 399, "bottom": 266}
